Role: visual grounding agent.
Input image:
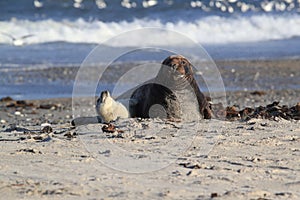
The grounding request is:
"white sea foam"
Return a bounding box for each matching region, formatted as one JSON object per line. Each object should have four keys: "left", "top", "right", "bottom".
{"left": 0, "top": 15, "right": 300, "bottom": 46}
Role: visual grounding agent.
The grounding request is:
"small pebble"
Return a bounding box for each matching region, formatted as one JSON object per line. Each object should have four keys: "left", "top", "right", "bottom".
{"left": 247, "top": 127, "right": 255, "bottom": 131}
{"left": 260, "top": 123, "right": 268, "bottom": 127}
{"left": 0, "top": 119, "right": 6, "bottom": 123}
{"left": 211, "top": 193, "right": 218, "bottom": 198}
{"left": 14, "top": 111, "right": 21, "bottom": 116}
{"left": 41, "top": 123, "right": 51, "bottom": 127}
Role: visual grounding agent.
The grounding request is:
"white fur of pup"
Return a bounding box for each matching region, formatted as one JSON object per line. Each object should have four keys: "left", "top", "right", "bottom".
{"left": 96, "top": 91, "right": 129, "bottom": 123}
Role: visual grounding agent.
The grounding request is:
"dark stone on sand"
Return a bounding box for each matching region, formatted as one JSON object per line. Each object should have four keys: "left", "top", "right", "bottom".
{"left": 250, "top": 91, "right": 266, "bottom": 96}
{"left": 4, "top": 124, "right": 31, "bottom": 132}
{"left": 39, "top": 104, "right": 56, "bottom": 109}
{"left": 211, "top": 193, "right": 218, "bottom": 198}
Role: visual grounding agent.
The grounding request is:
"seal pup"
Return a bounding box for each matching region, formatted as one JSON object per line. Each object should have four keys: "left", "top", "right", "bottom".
{"left": 128, "top": 55, "right": 212, "bottom": 120}
{"left": 96, "top": 90, "right": 129, "bottom": 123}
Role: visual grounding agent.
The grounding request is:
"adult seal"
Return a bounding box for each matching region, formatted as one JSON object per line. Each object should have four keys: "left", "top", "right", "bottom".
{"left": 127, "top": 55, "right": 212, "bottom": 121}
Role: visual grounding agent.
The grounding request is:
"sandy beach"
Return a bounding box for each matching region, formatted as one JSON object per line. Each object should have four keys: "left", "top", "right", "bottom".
{"left": 0, "top": 59, "right": 299, "bottom": 199}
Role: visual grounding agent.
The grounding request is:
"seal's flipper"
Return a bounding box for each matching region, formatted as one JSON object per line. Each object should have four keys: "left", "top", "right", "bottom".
{"left": 71, "top": 116, "right": 101, "bottom": 126}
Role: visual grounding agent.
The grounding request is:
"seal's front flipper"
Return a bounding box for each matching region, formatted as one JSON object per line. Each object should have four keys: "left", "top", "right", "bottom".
{"left": 71, "top": 116, "right": 101, "bottom": 126}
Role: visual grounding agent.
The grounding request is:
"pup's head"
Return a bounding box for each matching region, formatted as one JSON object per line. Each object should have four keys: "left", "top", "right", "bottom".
{"left": 99, "top": 90, "right": 111, "bottom": 103}
{"left": 161, "top": 55, "right": 194, "bottom": 78}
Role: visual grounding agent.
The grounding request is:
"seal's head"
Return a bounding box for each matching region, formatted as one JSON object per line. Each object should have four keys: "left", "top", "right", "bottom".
{"left": 157, "top": 55, "right": 195, "bottom": 88}
{"left": 162, "top": 55, "right": 194, "bottom": 77}
{"left": 100, "top": 90, "right": 111, "bottom": 103}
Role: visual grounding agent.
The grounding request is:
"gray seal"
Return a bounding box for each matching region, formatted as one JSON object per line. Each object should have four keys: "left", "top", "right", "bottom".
{"left": 124, "top": 55, "right": 212, "bottom": 121}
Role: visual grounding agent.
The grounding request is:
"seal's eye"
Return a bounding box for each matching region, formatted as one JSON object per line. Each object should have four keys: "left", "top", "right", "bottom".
{"left": 181, "top": 60, "right": 186, "bottom": 66}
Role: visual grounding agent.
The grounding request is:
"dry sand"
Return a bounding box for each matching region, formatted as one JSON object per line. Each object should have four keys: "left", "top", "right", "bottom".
{"left": 0, "top": 59, "right": 299, "bottom": 199}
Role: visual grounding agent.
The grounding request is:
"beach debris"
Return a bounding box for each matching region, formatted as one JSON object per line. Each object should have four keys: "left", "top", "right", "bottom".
{"left": 211, "top": 193, "right": 218, "bottom": 198}
{"left": 223, "top": 102, "right": 300, "bottom": 121}
{"left": 41, "top": 126, "right": 53, "bottom": 133}
{"left": 260, "top": 122, "right": 268, "bottom": 127}
{"left": 64, "top": 131, "right": 77, "bottom": 139}
{"left": 239, "top": 107, "right": 254, "bottom": 121}
{"left": 102, "top": 124, "right": 116, "bottom": 133}
{"left": 250, "top": 91, "right": 266, "bottom": 96}
{"left": 225, "top": 106, "right": 240, "bottom": 120}
{"left": 145, "top": 135, "right": 156, "bottom": 140}
{"left": 39, "top": 103, "right": 60, "bottom": 110}
{"left": 290, "top": 102, "right": 300, "bottom": 120}
{"left": 33, "top": 134, "right": 51, "bottom": 142}
{"left": 99, "top": 150, "right": 111, "bottom": 157}
{"left": 4, "top": 124, "right": 31, "bottom": 133}
{"left": 179, "top": 162, "right": 202, "bottom": 169}
{"left": 6, "top": 100, "right": 34, "bottom": 108}
{"left": 16, "top": 148, "right": 42, "bottom": 154}
{"left": 102, "top": 123, "right": 124, "bottom": 134}
{"left": 247, "top": 127, "right": 255, "bottom": 131}
{"left": 186, "top": 170, "right": 199, "bottom": 176}
{"left": 40, "top": 123, "right": 53, "bottom": 133}
{"left": 0, "top": 96, "right": 13, "bottom": 102}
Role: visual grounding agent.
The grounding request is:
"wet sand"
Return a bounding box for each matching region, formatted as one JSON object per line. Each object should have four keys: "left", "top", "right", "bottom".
{"left": 0, "top": 59, "right": 299, "bottom": 199}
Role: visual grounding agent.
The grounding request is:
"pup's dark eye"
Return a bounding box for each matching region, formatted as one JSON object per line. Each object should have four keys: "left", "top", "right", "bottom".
{"left": 181, "top": 60, "right": 186, "bottom": 65}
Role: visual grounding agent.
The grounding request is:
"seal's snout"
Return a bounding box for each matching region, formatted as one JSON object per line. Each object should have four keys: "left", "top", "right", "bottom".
{"left": 100, "top": 90, "right": 110, "bottom": 103}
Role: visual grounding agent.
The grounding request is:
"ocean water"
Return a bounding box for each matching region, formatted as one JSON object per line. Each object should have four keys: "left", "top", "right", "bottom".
{"left": 0, "top": 0, "right": 300, "bottom": 99}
